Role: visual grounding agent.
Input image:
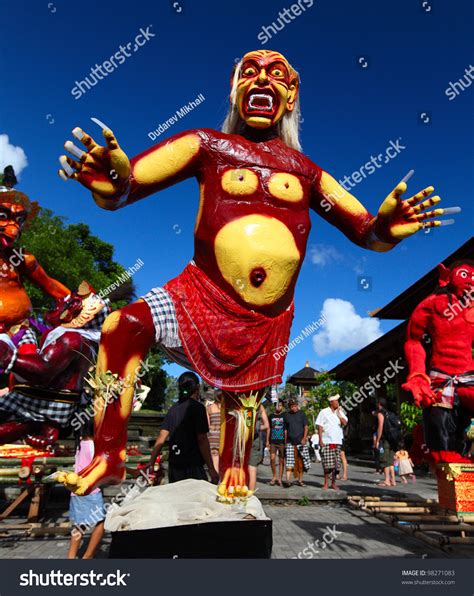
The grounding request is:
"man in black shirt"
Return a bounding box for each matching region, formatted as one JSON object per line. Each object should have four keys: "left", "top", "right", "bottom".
{"left": 147, "top": 373, "right": 219, "bottom": 483}
{"left": 284, "top": 399, "right": 311, "bottom": 487}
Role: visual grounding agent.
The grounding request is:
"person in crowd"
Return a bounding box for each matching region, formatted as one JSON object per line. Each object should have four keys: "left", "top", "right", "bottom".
{"left": 284, "top": 399, "right": 311, "bottom": 487}
{"left": 339, "top": 425, "right": 349, "bottom": 481}
{"left": 67, "top": 419, "right": 105, "bottom": 559}
{"left": 395, "top": 443, "right": 416, "bottom": 483}
{"left": 268, "top": 399, "right": 286, "bottom": 486}
{"left": 371, "top": 411, "right": 383, "bottom": 473}
{"left": 206, "top": 389, "right": 222, "bottom": 474}
{"left": 316, "top": 394, "right": 348, "bottom": 490}
{"left": 147, "top": 372, "right": 219, "bottom": 483}
{"left": 310, "top": 430, "right": 321, "bottom": 462}
{"left": 248, "top": 403, "right": 270, "bottom": 492}
{"left": 375, "top": 398, "right": 398, "bottom": 487}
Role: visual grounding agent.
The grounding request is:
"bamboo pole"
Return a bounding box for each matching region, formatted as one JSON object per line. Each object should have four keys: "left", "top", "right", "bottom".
{"left": 414, "top": 524, "right": 474, "bottom": 532}
{"left": 444, "top": 536, "right": 474, "bottom": 545}
{"left": 371, "top": 507, "right": 432, "bottom": 514}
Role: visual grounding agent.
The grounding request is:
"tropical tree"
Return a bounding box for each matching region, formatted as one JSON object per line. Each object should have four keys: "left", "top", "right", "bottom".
{"left": 21, "top": 208, "right": 135, "bottom": 312}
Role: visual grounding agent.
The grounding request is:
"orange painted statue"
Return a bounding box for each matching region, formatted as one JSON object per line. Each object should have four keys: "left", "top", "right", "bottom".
{"left": 0, "top": 166, "right": 70, "bottom": 353}
{"left": 57, "top": 50, "right": 457, "bottom": 497}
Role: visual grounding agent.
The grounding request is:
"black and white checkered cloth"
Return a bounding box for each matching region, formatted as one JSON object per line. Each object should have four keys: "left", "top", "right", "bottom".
{"left": 17, "top": 327, "right": 38, "bottom": 349}
{"left": 0, "top": 389, "right": 78, "bottom": 426}
{"left": 0, "top": 301, "right": 108, "bottom": 426}
{"left": 285, "top": 443, "right": 312, "bottom": 472}
{"left": 84, "top": 298, "right": 110, "bottom": 334}
{"left": 320, "top": 444, "right": 342, "bottom": 473}
{"left": 142, "top": 287, "right": 182, "bottom": 348}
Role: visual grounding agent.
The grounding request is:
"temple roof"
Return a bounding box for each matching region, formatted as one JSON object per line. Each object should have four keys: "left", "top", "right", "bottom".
{"left": 287, "top": 361, "right": 322, "bottom": 385}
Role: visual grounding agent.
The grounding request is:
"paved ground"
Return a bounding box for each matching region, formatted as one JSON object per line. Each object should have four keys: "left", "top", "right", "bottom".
{"left": 0, "top": 458, "right": 472, "bottom": 559}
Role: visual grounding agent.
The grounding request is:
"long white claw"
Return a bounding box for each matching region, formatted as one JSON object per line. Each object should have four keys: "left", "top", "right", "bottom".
{"left": 441, "top": 207, "right": 461, "bottom": 215}
{"left": 58, "top": 169, "right": 68, "bottom": 181}
{"left": 91, "top": 117, "right": 112, "bottom": 132}
{"left": 401, "top": 169, "right": 415, "bottom": 184}
{"left": 59, "top": 156, "right": 74, "bottom": 177}
{"left": 64, "top": 141, "right": 86, "bottom": 159}
{"left": 439, "top": 219, "right": 455, "bottom": 226}
{"left": 72, "top": 127, "right": 84, "bottom": 140}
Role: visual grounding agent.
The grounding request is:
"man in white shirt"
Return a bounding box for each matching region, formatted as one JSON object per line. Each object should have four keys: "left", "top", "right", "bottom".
{"left": 315, "top": 394, "right": 348, "bottom": 490}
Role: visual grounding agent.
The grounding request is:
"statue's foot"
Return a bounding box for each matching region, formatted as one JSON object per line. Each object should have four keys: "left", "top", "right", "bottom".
{"left": 57, "top": 451, "right": 126, "bottom": 495}
{"left": 217, "top": 466, "right": 253, "bottom": 502}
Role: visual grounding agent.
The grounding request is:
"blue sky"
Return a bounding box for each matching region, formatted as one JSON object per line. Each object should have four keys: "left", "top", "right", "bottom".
{"left": 1, "top": 0, "right": 473, "bottom": 381}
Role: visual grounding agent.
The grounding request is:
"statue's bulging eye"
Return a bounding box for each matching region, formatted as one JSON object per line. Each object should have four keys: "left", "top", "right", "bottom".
{"left": 0, "top": 213, "right": 8, "bottom": 221}
{"left": 271, "top": 69, "right": 283, "bottom": 77}
{"left": 244, "top": 67, "right": 256, "bottom": 76}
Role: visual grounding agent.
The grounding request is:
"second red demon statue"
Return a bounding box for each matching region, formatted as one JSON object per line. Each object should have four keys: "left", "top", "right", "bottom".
{"left": 403, "top": 260, "right": 474, "bottom": 464}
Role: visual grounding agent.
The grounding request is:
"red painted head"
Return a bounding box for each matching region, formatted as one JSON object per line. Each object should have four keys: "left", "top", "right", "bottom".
{"left": 439, "top": 260, "right": 474, "bottom": 299}
{"left": 232, "top": 50, "right": 299, "bottom": 129}
{"left": 0, "top": 191, "right": 38, "bottom": 249}
{"left": 45, "top": 293, "right": 84, "bottom": 328}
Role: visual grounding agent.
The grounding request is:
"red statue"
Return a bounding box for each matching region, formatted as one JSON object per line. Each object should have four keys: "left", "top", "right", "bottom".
{"left": 0, "top": 166, "right": 70, "bottom": 353}
{"left": 0, "top": 282, "right": 107, "bottom": 449}
{"left": 57, "top": 50, "right": 455, "bottom": 497}
{"left": 402, "top": 260, "right": 474, "bottom": 463}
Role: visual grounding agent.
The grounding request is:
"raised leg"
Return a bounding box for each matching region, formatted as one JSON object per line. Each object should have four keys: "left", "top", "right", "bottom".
{"left": 58, "top": 300, "right": 155, "bottom": 495}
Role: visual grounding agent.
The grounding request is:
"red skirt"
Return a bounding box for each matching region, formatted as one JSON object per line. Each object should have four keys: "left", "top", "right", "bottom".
{"left": 164, "top": 263, "right": 294, "bottom": 392}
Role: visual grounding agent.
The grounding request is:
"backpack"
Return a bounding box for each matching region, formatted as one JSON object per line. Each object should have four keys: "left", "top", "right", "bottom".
{"left": 383, "top": 409, "right": 402, "bottom": 449}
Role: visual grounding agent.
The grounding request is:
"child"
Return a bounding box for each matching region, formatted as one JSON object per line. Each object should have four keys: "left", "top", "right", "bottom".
{"left": 395, "top": 445, "right": 416, "bottom": 484}
{"left": 67, "top": 419, "right": 105, "bottom": 559}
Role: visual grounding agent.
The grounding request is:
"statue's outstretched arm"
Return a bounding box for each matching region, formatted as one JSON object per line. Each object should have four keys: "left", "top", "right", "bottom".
{"left": 312, "top": 170, "right": 457, "bottom": 252}
{"left": 59, "top": 121, "right": 205, "bottom": 211}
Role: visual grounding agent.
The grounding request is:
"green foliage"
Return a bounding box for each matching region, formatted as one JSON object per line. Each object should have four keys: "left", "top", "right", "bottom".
{"left": 299, "top": 372, "right": 358, "bottom": 433}
{"left": 297, "top": 496, "right": 310, "bottom": 506}
{"left": 399, "top": 401, "right": 422, "bottom": 434}
{"left": 21, "top": 208, "right": 135, "bottom": 313}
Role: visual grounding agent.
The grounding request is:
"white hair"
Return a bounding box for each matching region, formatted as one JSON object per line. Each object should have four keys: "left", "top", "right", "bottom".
{"left": 222, "top": 60, "right": 302, "bottom": 152}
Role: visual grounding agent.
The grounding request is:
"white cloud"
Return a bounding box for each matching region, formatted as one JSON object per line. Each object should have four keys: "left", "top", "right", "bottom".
{"left": 310, "top": 244, "right": 343, "bottom": 267}
{"left": 0, "top": 134, "right": 28, "bottom": 177}
{"left": 310, "top": 243, "right": 367, "bottom": 275}
{"left": 312, "top": 298, "right": 383, "bottom": 356}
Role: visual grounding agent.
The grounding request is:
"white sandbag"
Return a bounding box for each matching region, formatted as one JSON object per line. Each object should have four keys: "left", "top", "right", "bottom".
{"left": 105, "top": 479, "right": 269, "bottom": 532}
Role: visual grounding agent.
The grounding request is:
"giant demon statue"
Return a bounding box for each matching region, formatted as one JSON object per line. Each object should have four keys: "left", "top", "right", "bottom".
{"left": 57, "top": 50, "right": 455, "bottom": 497}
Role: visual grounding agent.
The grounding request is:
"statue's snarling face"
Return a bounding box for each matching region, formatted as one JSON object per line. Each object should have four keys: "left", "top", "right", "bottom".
{"left": 0, "top": 202, "right": 27, "bottom": 248}
{"left": 234, "top": 50, "right": 299, "bottom": 129}
{"left": 449, "top": 263, "right": 474, "bottom": 299}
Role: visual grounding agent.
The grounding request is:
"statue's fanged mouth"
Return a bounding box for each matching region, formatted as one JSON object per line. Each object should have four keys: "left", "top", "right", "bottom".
{"left": 247, "top": 93, "right": 274, "bottom": 112}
